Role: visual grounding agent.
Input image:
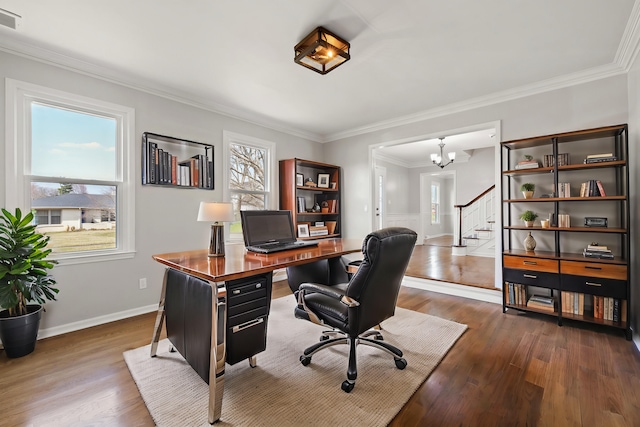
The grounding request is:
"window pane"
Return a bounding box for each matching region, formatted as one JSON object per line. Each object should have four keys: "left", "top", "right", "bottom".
{"left": 31, "top": 103, "right": 117, "bottom": 181}
{"left": 230, "top": 192, "right": 265, "bottom": 238}
{"left": 229, "top": 143, "right": 265, "bottom": 191}
{"left": 31, "top": 182, "right": 116, "bottom": 252}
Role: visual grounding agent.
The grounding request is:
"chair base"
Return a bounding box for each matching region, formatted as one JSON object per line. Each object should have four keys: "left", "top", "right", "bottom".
{"left": 299, "top": 331, "right": 407, "bottom": 392}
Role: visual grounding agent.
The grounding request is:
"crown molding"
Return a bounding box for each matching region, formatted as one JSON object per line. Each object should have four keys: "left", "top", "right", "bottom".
{"left": 0, "top": 37, "right": 324, "bottom": 143}
{"left": 324, "top": 62, "right": 626, "bottom": 142}
{"left": 615, "top": 0, "right": 640, "bottom": 71}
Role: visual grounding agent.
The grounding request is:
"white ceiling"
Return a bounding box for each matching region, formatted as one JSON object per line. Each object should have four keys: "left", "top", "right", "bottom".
{"left": 0, "top": 1, "right": 638, "bottom": 145}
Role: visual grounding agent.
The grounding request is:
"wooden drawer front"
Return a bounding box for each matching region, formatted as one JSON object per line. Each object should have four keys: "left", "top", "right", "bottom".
{"left": 504, "top": 256, "right": 559, "bottom": 273}
{"left": 504, "top": 268, "right": 560, "bottom": 289}
{"left": 560, "top": 261, "right": 627, "bottom": 280}
{"left": 562, "top": 274, "right": 627, "bottom": 299}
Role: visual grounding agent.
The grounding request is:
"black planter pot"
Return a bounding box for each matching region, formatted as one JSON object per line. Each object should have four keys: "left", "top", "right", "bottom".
{"left": 0, "top": 305, "right": 43, "bottom": 358}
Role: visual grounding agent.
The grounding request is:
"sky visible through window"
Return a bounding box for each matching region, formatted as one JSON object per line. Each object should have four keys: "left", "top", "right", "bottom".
{"left": 31, "top": 103, "right": 117, "bottom": 187}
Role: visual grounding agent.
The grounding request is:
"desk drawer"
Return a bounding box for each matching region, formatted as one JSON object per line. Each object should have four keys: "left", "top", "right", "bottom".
{"left": 227, "top": 306, "right": 268, "bottom": 327}
{"left": 227, "top": 279, "right": 268, "bottom": 305}
{"left": 504, "top": 268, "right": 560, "bottom": 289}
{"left": 562, "top": 274, "right": 627, "bottom": 299}
{"left": 226, "top": 316, "right": 267, "bottom": 365}
{"left": 228, "top": 297, "right": 267, "bottom": 317}
{"left": 504, "top": 256, "right": 559, "bottom": 273}
{"left": 560, "top": 260, "right": 627, "bottom": 280}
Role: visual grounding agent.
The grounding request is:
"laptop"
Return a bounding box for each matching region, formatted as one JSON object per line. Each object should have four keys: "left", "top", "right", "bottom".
{"left": 240, "top": 210, "right": 318, "bottom": 254}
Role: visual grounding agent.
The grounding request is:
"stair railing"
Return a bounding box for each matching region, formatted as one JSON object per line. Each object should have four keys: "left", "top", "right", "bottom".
{"left": 453, "top": 185, "right": 495, "bottom": 247}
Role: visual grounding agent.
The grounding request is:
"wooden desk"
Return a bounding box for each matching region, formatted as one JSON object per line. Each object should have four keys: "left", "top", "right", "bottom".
{"left": 150, "top": 238, "right": 361, "bottom": 424}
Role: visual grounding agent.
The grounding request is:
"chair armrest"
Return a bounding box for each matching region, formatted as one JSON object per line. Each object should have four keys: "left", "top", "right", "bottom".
{"left": 299, "top": 283, "right": 359, "bottom": 307}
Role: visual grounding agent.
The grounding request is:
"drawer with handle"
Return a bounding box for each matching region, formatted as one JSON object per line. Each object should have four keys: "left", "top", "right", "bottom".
{"left": 561, "top": 274, "right": 626, "bottom": 299}
{"left": 504, "top": 268, "right": 560, "bottom": 289}
{"left": 560, "top": 260, "right": 627, "bottom": 280}
{"left": 504, "top": 255, "right": 559, "bottom": 273}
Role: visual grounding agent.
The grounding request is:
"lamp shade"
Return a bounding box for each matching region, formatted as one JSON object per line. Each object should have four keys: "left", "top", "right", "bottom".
{"left": 197, "top": 202, "right": 234, "bottom": 223}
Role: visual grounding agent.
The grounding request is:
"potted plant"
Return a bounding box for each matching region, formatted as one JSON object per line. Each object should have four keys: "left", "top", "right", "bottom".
{"left": 0, "top": 208, "right": 58, "bottom": 358}
{"left": 519, "top": 210, "right": 538, "bottom": 227}
{"left": 520, "top": 183, "right": 535, "bottom": 199}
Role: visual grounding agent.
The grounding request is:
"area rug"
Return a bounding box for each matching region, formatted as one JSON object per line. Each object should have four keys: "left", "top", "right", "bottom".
{"left": 124, "top": 296, "right": 467, "bottom": 427}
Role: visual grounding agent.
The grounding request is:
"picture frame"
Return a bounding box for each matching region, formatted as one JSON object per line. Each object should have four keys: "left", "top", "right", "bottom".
{"left": 297, "top": 223, "right": 310, "bottom": 238}
{"left": 317, "top": 173, "right": 330, "bottom": 188}
{"left": 296, "top": 173, "right": 304, "bottom": 187}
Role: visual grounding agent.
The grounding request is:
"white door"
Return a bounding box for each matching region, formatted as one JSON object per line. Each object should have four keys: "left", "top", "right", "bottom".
{"left": 374, "top": 166, "right": 386, "bottom": 230}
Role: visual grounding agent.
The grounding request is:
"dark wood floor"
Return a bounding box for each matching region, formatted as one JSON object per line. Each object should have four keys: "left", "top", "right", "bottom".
{"left": 406, "top": 235, "right": 496, "bottom": 289}
{"left": 2, "top": 281, "right": 638, "bottom": 426}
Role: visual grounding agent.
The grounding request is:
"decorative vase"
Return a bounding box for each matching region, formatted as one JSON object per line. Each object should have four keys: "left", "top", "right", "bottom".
{"left": 524, "top": 220, "right": 534, "bottom": 227}
{"left": 0, "top": 305, "right": 43, "bottom": 358}
{"left": 522, "top": 191, "right": 534, "bottom": 199}
{"left": 524, "top": 232, "right": 536, "bottom": 251}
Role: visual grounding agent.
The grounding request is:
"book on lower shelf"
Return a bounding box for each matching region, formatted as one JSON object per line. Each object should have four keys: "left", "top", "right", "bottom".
{"left": 309, "top": 225, "right": 328, "bottom": 237}
{"left": 526, "top": 294, "right": 556, "bottom": 312}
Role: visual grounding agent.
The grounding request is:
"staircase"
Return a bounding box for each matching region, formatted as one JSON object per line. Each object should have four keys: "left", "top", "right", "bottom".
{"left": 453, "top": 186, "right": 495, "bottom": 257}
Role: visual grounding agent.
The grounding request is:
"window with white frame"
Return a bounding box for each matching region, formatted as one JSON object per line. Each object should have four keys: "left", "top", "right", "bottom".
{"left": 431, "top": 182, "right": 441, "bottom": 224}
{"left": 5, "top": 79, "right": 135, "bottom": 263}
{"left": 223, "top": 131, "right": 276, "bottom": 240}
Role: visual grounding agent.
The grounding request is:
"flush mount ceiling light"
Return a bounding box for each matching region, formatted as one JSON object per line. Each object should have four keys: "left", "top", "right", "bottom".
{"left": 294, "top": 26, "right": 350, "bottom": 75}
{"left": 431, "top": 137, "right": 456, "bottom": 169}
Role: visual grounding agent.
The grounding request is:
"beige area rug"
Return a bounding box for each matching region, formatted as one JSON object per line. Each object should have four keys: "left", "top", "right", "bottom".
{"left": 124, "top": 296, "right": 467, "bottom": 427}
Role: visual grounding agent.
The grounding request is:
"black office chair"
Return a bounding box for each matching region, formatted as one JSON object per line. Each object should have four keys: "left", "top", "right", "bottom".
{"left": 292, "top": 227, "right": 417, "bottom": 392}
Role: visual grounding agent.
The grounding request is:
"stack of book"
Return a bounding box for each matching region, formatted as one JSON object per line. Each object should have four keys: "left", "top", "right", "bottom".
{"left": 506, "top": 283, "right": 527, "bottom": 305}
{"left": 557, "top": 182, "right": 571, "bottom": 197}
{"left": 526, "top": 295, "right": 555, "bottom": 312}
{"left": 297, "top": 197, "right": 306, "bottom": 213}
{"left": 309, "top": 225, "right": 329, "bottom": 237}
{"left": 579, "top": 180, "right": 606, "bottom": 197}
{"left": 544, "top": 153, "right": 570, "bottom": 167}
{"left": 557, "top": 214, "right": 570, "bottom": 227}
{"left": 593, "top": 296, "right": 626, "bottom": 322}
{"left": 561, "top": 291, "right": 584, "bottom": 315}
{"left": 514, "top": 160, "right": 540, "bottom": 170}
{"left": 583, "top": 244, "right": 613, "bottom": 259}
{"left": 584, "top": 153, "right": 617, "bottom": 164}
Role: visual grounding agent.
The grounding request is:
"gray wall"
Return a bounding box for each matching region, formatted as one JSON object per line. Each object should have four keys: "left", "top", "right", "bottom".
{"left": 627, "top": 56, "right": 640, "bottom": 346}
{"left": 0, "top": 50, "right": 322, "bottom": 331}
{"left": 373, "top": 158, "right": 411, "bottom": 214}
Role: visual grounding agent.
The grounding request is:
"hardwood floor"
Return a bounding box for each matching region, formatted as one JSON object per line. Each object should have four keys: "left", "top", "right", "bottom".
{"left": 406, "top": 236, "right": 496, "bottom": 289}
{"left": 2, "top": 281, "right": 638, "bottom": 426}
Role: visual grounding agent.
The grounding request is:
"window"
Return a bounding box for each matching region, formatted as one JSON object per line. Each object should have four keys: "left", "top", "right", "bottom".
{"left": 5, "top": 79, "right": 135, "bottom": 263}
{"left": 431, "top": 182, "right": 440, "bottom": 224}
{"left": 223, "top": 132, "right": 276, "bottom": 240}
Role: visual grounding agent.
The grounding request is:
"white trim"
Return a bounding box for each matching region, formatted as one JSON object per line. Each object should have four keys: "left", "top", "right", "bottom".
{"left": 402, "top": 276, "right": 501, "bottom": 305}
{"left": 616, "top": 0, "right": 640, "bottom": 71}
{"left": 37, "top": 304, "right": 158, "bottom": 340}
{"left": 4, "top": 78, "right": 136, "bottom": 261}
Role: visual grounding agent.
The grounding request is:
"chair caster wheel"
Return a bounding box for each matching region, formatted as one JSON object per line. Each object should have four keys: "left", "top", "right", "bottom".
{"left": 300, "top": 355, "right": 311, "bottom": 366}
{"left": 320, "top": 335, "right": 330, "bottom": 341}
{"left": 341, "top": 380, "right": 355, "bottom": 393}
{"left": 394, "top": 357, "right": 407, "bottom": 370}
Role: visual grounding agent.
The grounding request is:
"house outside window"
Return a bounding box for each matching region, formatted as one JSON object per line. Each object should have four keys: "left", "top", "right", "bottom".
{"left": 431, "top": 182, "right": 441, "bottom": 224}
{"left": 223, "top": 131, "right": 276, "bottom": 240}
{"left": 5, "top": 79, "right": 135, "bottom": 263}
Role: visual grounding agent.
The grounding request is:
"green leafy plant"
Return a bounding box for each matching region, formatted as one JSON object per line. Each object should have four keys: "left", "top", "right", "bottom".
{"left": 519, "top": 210, "right": 538, "bottom": 222}
{"left": 523, "top": 154, "right": 533, "bottom": 161}
{"left": 0, "top": 208, "right": 58, "bottom": 317}
{"left": 520, "top": 183, "right": 535, "bottom": 192}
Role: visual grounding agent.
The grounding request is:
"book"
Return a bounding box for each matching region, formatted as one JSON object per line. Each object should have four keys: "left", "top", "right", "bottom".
{"left": 587, "top": 244, "right": 608, "bottom": 250}
{"left": 584, "top": 157, "right": 617, "bottom": 164}
{"left": 514, "top": 162, "right": 540, "bottom": 170}
{"left": 586, "top": 153, "right": 613, "bottom": 159}
{"left": 595, "top": 180, "right": 606, "bottom": 196}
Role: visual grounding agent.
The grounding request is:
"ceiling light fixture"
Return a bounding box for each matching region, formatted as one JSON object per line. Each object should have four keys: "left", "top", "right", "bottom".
{"left": 294, "top": 26, "right": 350, "bottom": 75}
{"left": 431, "top": 137, "right": 456, "bottom": 169}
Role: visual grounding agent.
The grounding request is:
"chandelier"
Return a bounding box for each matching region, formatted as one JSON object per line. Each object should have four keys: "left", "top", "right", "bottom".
{"left": 430, "top": 137, "right": 456, "bottom": 169}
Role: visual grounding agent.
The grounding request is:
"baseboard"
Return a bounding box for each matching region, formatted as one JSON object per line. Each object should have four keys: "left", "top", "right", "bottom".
{"left": 37, "top": 304, "right": 159, "bottom": 340}
{"left": 401, "top": 276, "right": 502, "bottom": 305}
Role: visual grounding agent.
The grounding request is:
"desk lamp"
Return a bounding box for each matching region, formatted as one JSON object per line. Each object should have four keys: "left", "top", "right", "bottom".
{"left": 197, "top": 202, "right": 234, "bottom": 257}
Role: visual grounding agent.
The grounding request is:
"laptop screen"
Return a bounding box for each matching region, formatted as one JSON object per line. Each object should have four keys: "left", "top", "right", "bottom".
{"left": 240, "top": 210, "right": 296, "bottom": 246}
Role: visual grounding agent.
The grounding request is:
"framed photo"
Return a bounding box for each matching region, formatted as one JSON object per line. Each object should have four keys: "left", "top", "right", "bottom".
{"left": 296, "top": 173, "right": 304, "bottom": 187}
{"left": 297, "top": 223, "right": 310, "bottom": 238}
{"left": 317, "top": 173, "right": 330, "bottom": 188}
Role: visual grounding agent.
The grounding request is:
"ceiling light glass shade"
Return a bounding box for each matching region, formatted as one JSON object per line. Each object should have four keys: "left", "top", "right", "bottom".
{"left": 431, "top": 138, "right": 455, "bottom": 169}
{"left": 294, "top": 26, "right": 350, "bottom": 74}
{"left": 197, "top": 202, "right": 234, "bottom": 223}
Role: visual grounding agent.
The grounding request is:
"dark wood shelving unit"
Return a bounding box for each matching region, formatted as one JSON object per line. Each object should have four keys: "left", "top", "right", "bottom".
{"left": 501, "top": 124, "right": 631, "bottom": 339}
